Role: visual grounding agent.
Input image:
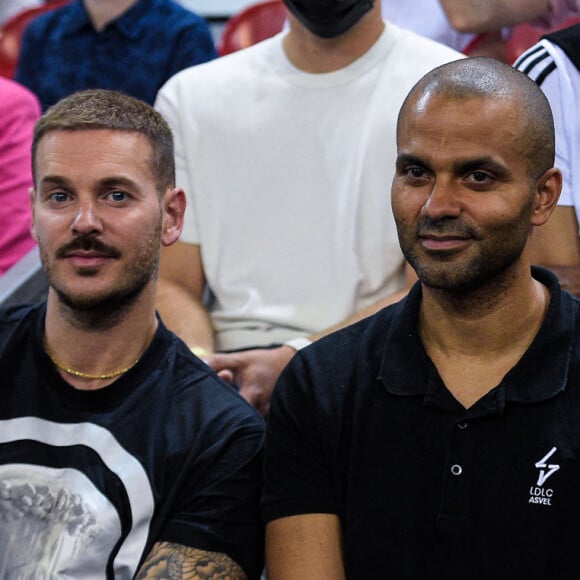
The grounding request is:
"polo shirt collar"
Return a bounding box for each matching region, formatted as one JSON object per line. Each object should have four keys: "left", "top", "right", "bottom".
{"left": 379, "top": 267, "right": 574, "bottom": 407}
{"left": 60, "top": 0, "right": 91, "bottom": 35}
{"left": 502, "top": 267, "right": 573, "bottom": 404}
{"left": 62, "top": 0, "right": 151, "bottom": 39}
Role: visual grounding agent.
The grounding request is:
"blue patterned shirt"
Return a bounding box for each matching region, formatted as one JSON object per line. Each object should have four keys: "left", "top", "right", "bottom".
{"left": 15, "top": 0, "right": 217, "bottom": 110}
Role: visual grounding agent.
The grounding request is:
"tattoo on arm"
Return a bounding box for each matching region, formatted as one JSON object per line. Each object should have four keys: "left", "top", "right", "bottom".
{"left": 135, "top": 541, "right": 248, "bottom": 580}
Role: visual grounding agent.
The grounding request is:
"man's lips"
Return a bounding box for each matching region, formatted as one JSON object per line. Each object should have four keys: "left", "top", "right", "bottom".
{"left": 62, "top": 251, "right": 115, "bottom": 268}
{"left": 419, "top": 234, "right": 472, "bottom": 251}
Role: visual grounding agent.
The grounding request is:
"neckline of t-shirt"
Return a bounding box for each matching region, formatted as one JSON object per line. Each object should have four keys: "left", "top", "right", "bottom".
{"left": 36, "top": 309, "right": 170, "bottom": 411}
{"left": 272, "top": 22, "right": 397, "bottom": 88}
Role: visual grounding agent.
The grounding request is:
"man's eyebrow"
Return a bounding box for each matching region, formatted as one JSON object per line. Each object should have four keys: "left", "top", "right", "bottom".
{"left": 454, "top": 157, "right": 511, "bottom": 179}
{"left": 38, "top": 175, "right": 142, "bottom": 190}
{"left": 98, "top": 176, "right": 143, "bottom": 191}
{"left": 395, "top": 153, "right": 430, "bottom": 170}
{"left": 39, "top": 175, "right": 70, "bottom": 187}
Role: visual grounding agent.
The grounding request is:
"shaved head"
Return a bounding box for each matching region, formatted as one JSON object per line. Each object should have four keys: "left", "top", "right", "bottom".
{"left": 398, "top": 57, "right": 555, "bottom": 180}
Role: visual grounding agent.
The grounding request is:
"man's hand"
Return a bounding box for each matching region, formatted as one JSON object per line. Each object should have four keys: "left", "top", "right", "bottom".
{"left": 209, "top": 346, "right": 296, "bottom": 416}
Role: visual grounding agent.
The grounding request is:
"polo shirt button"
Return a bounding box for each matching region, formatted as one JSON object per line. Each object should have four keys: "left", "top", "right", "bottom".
{"left": 450, "top": 464, "right": 463, "bottom": 476}
{"left": 457, "top": 421, "right": 468, "bottom": 430}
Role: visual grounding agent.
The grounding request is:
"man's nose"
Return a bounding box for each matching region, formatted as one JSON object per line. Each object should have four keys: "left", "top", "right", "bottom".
{"left": 71, "top": 200, "right": 103, "bottom": 235}
{"left": 421, "top": 180, "right": 461, "bottom": 221}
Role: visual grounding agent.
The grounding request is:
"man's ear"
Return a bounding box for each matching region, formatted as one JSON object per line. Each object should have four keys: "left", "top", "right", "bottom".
{"left": 161, "top": 187, "right": 186, "bottom": 246}
{"left": 29, "top": 187, "right": 38, "bottom": 242}
{"left": 531, "top": 168, "right": 563, "bottom": 227}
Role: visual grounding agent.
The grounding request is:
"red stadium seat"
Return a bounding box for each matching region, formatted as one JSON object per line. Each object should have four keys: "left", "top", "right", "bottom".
{"left": 218, "top": 0, "right": 287, "bottom": 57}
{"left": 506, "top": 15, "right": 580, "bottom": 63}
{"left": 0, "top": 0, "right": 70, "bottom": 78}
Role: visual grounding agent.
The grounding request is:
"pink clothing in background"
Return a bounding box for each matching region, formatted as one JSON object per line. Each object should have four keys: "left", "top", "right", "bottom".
{"left": 0, "top": 77, "right": 40, "bottom": 276}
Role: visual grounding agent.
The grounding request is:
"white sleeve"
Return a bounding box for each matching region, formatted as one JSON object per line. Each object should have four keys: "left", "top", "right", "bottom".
{"left": 515, "top": 40, "right": 574, "bottom": 208}
{"left": 155, "top": 76, "right": 201, "bottom": 245}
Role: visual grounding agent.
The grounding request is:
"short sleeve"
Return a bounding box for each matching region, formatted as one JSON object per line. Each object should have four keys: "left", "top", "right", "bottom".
{"left": 514, "top": 40, "right": 574, "bottom": 208}
{"left": 262, "top": 353, "right": 342, "bottom": 523}
{"left": 158, "top": 395, "right": 265, "bottom": 580}
{"left": 540, "top": 53, "right": 573, "bottom": 206}
{"left": 154, "top": 76, "right": 201, "bottom": 244}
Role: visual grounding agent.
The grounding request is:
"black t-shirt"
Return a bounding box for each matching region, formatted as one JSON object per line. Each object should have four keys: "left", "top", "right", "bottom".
{"left": 0, "top": 303, "right": 264, "bottom": 579}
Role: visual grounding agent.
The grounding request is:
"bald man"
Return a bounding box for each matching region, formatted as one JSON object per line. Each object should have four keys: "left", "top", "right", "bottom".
{"left": 262, "top": 58, "right": 577, "bottom": 579}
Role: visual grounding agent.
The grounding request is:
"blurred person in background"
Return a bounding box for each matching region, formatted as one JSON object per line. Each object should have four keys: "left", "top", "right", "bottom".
{"left": 516, "top": 22, "right": 580, "bottom": 296}
{"left": 0, "top": 77, "right": 40, "bottom": 276}
{"left": 384, "top": 0, "right": 507, "bottom": 60}
{"left": 15, "top": 0, "right": 217, "bottom": 110}
{"left": 154, "top": 0, "right": 463, "bottom": 416}
{"left": 439, "top": 0, "right": 580, "bottom": 33}
{"left": 280, "top": 0, "right": 580, "bottom": 61}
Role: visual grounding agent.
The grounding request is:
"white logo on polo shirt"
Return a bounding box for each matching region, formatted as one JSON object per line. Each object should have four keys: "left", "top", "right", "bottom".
{"left": 529, "top": 447, "right": 560, "bottom": 506}
{"left": 535, "top": 447, "right": 560, "bottom": 486}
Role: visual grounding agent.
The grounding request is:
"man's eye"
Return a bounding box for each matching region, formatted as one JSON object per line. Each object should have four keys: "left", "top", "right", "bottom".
{"left": 50, "top": 192, "right": 68, "bottom": 203}
{"left": 470, "top": 171, "right": 491, "bottom": 183}
{"left": 109, "top": 190, "right": 127, "bottom": 202}
{"left": 405, "top": 166, "right": 427, "bottom": 179}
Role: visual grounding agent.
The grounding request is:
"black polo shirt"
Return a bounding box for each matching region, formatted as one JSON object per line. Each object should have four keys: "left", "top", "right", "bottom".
{"left": 263, "top": 267, "right": 580, "bottom": 579}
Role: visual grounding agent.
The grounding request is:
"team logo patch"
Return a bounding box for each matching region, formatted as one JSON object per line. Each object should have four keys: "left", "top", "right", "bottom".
{"left": 529, "top": 447, "right": 559, "bottom": 506}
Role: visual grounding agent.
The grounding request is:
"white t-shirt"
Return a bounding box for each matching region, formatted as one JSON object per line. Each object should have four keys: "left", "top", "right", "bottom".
{"left": 155, "top": 24, "right": 462, "bottom": 350}
{"left": 515, "top": 39, "right": 580, "bottom": 219}
{"left": 282, "top": 0, "right": 480, "bottom": 52}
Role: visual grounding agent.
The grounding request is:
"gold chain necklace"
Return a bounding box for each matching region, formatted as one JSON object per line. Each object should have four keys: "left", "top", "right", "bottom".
{"left": 44, "top": 340, "right": 140, "bottom": 381}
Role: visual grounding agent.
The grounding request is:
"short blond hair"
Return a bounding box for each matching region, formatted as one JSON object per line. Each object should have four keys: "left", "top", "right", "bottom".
{"left": 33, "top": 89, "right": 175, "bottom": 193}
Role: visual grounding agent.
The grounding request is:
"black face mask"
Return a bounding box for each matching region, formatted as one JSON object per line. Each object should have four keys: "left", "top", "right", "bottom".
{"left": 284, "top": 0, "right": 374, "bottom": 39}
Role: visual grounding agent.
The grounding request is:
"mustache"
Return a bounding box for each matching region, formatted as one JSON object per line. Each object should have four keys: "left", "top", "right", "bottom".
{"left": 416, "top": 216, "right": 479, "bottom": 239}
{"left": 56, "top": 236, "right": 121, "bottom": 259}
